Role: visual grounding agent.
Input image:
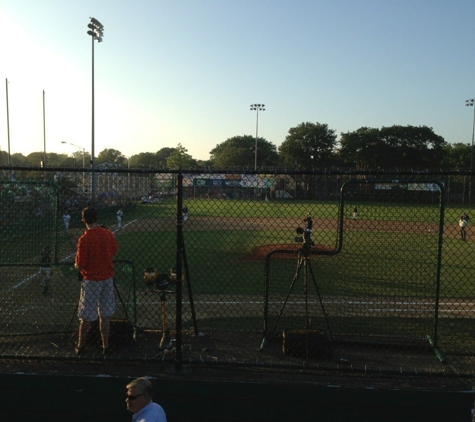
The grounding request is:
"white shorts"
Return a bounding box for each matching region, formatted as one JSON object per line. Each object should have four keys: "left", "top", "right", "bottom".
{"left": 78, "top": 277, "right": 115, "bottom": 321}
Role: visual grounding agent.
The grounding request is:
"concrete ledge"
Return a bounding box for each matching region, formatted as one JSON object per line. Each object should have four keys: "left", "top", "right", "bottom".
{"left": 0, "top": 369, "right": 473, "bottom": 422}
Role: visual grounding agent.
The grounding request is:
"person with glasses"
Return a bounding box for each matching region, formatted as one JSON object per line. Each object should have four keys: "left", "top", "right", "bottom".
{"left": 125, "top": 377, "right": 167, "bottom": 422}
{"left": 74, "top": 206, "right": 118, "bottom": 355}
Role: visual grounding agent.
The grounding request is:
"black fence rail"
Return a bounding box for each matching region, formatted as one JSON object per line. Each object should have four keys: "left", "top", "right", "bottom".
{"left": 0, "top": 167, "right": 474, "bottom": 380}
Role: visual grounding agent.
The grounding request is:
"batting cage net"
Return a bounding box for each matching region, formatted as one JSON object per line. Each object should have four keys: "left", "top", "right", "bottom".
{"left": 0, "top": 167, "right": 474, "bottom": 381}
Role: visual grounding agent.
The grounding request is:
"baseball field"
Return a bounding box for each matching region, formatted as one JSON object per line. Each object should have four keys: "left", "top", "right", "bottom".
{"left": 1, "top": 180, "right": 474, "bottom": 375}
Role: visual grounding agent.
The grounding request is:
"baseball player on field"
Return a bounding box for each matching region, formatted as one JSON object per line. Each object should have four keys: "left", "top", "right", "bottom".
{"left": 117, "top": 208, "right": 123, "bottom": 229}
{"left": 63, "top": 211, "right": 71, "bottom": 232}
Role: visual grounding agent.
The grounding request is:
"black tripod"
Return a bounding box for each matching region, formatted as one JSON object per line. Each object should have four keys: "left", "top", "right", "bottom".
{"left": 260, "top": 244, "right": 333, "bottom": 355}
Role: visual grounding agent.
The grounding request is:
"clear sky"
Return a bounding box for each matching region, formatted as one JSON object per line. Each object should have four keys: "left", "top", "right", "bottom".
{"left": 1, "top": 0, "right": 475, "bottom": 162}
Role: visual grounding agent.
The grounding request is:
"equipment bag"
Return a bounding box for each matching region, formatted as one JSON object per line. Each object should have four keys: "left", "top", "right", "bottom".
{"left": 282, "top": 329, "right": 332, "bottom": 358}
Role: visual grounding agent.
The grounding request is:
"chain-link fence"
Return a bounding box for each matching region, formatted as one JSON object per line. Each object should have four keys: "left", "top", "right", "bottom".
{"left": 0, "top": 167, "right": 474, "bottom": 380}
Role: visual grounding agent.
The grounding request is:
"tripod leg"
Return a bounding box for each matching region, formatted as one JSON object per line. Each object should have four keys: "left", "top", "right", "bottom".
{"left": 66, "top": 300, "right": 79, "bottom": 334}
{"left": 260, "top": 254, "right": 272, "bottom": 351}
{"left": 113, "top": 278, "right": 130, "bottom": 320}
{"left": 181, "top": 240, "right": 198, "bottom": 335}
{"left": 306, "top": 259, "right": 333, "bottom": 340}
{"left": 159, "top": 293, "right": 168, "bottom": 349}
{"left": 65, "top": 273, "right": 81, "bottom": 335}
{"left": 303, "top": 258, "right": 310, "bottom": 330}
{"left": 113, "top": 277, "right": 135, "bottom": 341}
{"left": 268, "top": 254, "right": 305, "bottom": 338}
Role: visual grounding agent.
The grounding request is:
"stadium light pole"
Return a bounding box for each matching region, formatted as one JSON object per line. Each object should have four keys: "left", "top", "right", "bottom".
{"left": 62, "top": 141, "right": 86, "bottom": 193}
{"left": 465, "top": 98, "right": 475, "bottom": 203}
{"left": 87, "top": 17, "right": 104, "bottom": 200}
{"left": 5, "top": 79, "right": 11, "bottom": 169}
{"left": 42, "top": 90, "right": 46, "bottom": 179}
{"left": 250, "top": 104, "right": 265, "bottom": 171}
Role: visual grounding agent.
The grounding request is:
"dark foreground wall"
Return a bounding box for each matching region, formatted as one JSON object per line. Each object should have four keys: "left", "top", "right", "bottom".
{"left": 0, "top": 371, "right": 473, "bottom": 422}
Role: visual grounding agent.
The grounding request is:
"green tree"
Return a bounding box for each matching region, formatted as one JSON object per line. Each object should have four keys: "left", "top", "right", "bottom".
{"left": 128, "top": 148, "right": 176, "bottom": 168}
{"left": 10, "top": 153, "right": 27, "bottom": 165}
{"left": 167, "top": 144, "right": 198, "bottom": 169}
{"left": 96, "top": 148, "right": 126, "bottom": 166}
{"left": 210, "top": 135, "right": 281, "bottom": 168}
{"left": 129, "top": 152, "right": 159, "bottom": 168}
{"left": 379, "top": 125, "right": 446, "bottom": 168}
{"left": 156, "top": 148, "right": 176, "bottom": 167}
{"left": 441, "top": 143, "right": 472, "bottom": 169}
{"left": 196, "top": 158, "right": 212, "bottom": 168}
{"left": 339, "top": 125, "right": 447, "bottom": 169}
{"left": 278, "top": 122, "right": 337, "bottom": 169}
{"left": 26, "top": 152, "right": 73, "bottom": 167}
{"left": 339, "top": 125, "right": 447, "bottom": 170}
{"left": 25, "top": 152, "right": 44, "bottom": 166}
{"left": 0, "top": 150, "right": 9, "bottom": 165}
{"left": 339, "top": 127, "right": 383, "bottom": 170}
{"left": 70, "top": 150, "right": 91, "bottom": 167}
{"left": 278, "top": 122, "right": 337, "bottom": 198}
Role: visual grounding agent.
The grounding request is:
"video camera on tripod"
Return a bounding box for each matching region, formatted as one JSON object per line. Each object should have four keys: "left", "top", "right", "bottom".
{"left": 294, "top": 213, "right": 315, "bottom": 256}
{"left": 260, "top": 212, "right": 334, "bottom": 359}
{"left": 143, "top": 264, "right": 196, "bottom": 349}
{"left": 143, "top": 267, "right": 187, "bottom": 292}
{"left": 143, "top": 268, "right": 170, "bottom": 292}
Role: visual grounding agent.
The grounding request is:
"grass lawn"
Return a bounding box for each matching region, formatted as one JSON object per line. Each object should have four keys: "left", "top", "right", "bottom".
{"left": 102, "top": 199, "right": 475, "bottom": 300}
{"left": 1, "top": 198, "right": 474, "bottom": 300}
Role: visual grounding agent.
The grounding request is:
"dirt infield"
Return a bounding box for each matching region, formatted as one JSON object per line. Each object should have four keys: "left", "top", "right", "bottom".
{"left": 129, "top": 216, "right": 463, "bottom": 237}
{"left": 122, "top": 215, "right": 466, "bottom": 264}
{"left": 241, "top": 243, "right": 336, "bottom": 260}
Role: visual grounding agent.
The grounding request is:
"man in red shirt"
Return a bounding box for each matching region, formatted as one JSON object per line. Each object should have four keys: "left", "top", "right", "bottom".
{"left": 74, "top": 206, "right": 118, "bottom": 355}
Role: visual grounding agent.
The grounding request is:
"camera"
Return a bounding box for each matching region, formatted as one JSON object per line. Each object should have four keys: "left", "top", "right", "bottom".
{"left": 294, "top": 223, "right": 314, "bottom": 256}
{"left": 294, "top": 227, "right": 304, "bottom": 244}
{"left": 295, "top": 227, "right": 314, "bottom": 246}
{"left": 143, "top": 268, "right": 170, "bottom": 291}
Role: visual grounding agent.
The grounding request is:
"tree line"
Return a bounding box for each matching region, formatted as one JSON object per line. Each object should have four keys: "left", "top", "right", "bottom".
{"left": 2, "top": 122, "right": 473, "bottom": 171}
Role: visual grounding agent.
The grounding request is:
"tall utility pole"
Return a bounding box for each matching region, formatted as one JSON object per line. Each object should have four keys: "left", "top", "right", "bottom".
{"left": 43, "top": 90, "right": 46, "bottom": 178}
{"left": 465, "top": 98, "right": 475, "bottom": 204}
{"left": 87, "top": 17, "right": 104, "bottom": 199}
{"left": 5, "top": 79, "right": 11, "bottom": 169}
{"left": 250, "top": 104, "right": 265, "bottom": 171}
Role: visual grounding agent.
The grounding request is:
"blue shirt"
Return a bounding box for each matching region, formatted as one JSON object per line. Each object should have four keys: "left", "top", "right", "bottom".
{"left": 132, "top": 401, "right": 167, "bottom": 422}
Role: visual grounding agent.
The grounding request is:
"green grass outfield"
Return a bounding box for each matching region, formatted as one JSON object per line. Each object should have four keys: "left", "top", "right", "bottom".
{"left": 106, "top": 199, "right": 475, "bottom": 299}
{"left": 1, "top": 198, "right": 474, "bottom": 300}
{"left": 1, "top": 197, "right": 474, "bottom": 355}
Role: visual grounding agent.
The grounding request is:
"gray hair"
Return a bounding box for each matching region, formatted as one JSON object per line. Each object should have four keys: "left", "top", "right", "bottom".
{"left": 126, "top": 377, "right": 153, "bottom": 398}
